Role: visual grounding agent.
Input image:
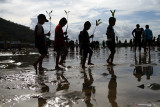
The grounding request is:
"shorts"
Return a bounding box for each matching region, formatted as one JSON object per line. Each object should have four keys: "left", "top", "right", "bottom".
{"left": 107, "top": 41, "right": 115, "bottom": 54}
{"left": 55, "top": 46, "right": 68, "bottom": 55}
{"left": 82, "top": 46, "right": 93, "bottom": 58}
{"left": 134, "top": 38, "right": 141, "bottom": 47}
{"left": 146, "top": 39, "right": 152, "bottom": 45}
{"left": 37, "top": 46, "right": 47, "bottom": 55}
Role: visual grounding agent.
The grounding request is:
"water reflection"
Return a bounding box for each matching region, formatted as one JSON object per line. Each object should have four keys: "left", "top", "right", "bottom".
{"left": 133, "top": 53, "right": 144, "bottom": 82}
{"left": 133, "top": 52, "right": 153, "bottom": 81}
{"left": 107, "top": 66, "right": 118, "bottom": 107}
{"left": 142, "top": 53, "right": 153, "bottom": 80}
{"left": 36, "top": 74, "right": 49, "bottom": 107}
{"left": 56, "top": 71, "right": 70, "bottom": 91}
{"left": 82, "top": 68, "right": 96, "bottom": 107}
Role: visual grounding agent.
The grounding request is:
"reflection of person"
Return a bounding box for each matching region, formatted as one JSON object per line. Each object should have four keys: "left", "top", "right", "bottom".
{"left": 33, "top": 14, "right": 51, "bottom": 74}
{"left": 37, "top": 75, "right": 49, "bottom": 107}
{"left": 106, "top": 17, "right": 116, "bottom": 65}
{"left": 107, "top": 66, "right": 118, "bottom": 107}
{"left": 54, "top": 18, "right": 68, "bottom": 69}
{"left": 56, "top": 71, "right": 70, "bottom": 91}
{"left": 144, "top": 25, "right": 153, "bottom": 53}
{"left": 133, "top": 53, "right": 145, "bottom": 82}
{"left": 79, "top": 21, "right": 94, "bottom": 68}
{"left": 132, "top": 24, "right": 143, "bottom": 51}
{"left": 82, "top": 68, "right": 95, "bottom": 107}
{"left": 142, "top": 53, "right": 153, "bottom": 80}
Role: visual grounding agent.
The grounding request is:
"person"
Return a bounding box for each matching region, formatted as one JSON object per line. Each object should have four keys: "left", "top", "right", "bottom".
{"left": 33, "top": 14, "right": 50, "bottom": 74}
{"left": 79, "top": 21, "right": 94, "bottom": 69}
{"left": 144, "top": 25, "right": 153, "bottom": 53}
{"left": 82, "top": 68, "right": 95, "bottom": 107}
{"left": 132, "top": 24, "right": 143, "bottom": 51}
{"left": 54, "top": 17, "right": 68, "bottom": 69}
{"left": 107, "top": 66, "right": 118, "bottom": 107}
{"left": 106, "top": 17, "right": 116, "bottom": 65}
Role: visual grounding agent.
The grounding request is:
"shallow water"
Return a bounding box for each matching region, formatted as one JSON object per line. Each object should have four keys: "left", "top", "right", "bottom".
{"left": 0, "top": 47, "right": 160, "bottom": 107}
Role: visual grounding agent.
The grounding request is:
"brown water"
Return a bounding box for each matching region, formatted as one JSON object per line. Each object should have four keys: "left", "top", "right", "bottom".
{"left": 0, "top": 47, "right": 160, "bottom": 107}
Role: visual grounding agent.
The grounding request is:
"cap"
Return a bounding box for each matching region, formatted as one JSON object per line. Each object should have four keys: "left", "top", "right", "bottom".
{"left": 38, "top": 14, "right": 48, "bottom": 22}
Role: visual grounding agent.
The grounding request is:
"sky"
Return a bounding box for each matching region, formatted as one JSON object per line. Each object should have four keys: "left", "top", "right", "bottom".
{"left": 0, "top": 0, "right": 160, "bottom": 42}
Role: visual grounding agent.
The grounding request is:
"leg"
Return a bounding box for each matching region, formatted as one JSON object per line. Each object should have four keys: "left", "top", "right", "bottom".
{"left": 55, "top": 52, "right": 61, "bottom": 69}
{"left": 39, "top": 54, "right": 46, "bottom": 70}
{"left": 88, "top": 47, "right": 94, "bottom": 65}
{"left": 82, "top": 48, "right": 88, "bottom": 68}
{"left": 59, "top": 47, "right": 68, "bottom": 67}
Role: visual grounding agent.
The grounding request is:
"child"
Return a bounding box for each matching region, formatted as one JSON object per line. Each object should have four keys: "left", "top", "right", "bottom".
{"left": 79, "top": 21, "right": 94, "bottom": 69}
{"left": 106, "top": 17, "right": 116, "bottom": 65}
{"left": 33, "top": 14, "right": 50, "bottom": 74}
{"left": 54, "top": 17, "right": 68, "bottom": 69}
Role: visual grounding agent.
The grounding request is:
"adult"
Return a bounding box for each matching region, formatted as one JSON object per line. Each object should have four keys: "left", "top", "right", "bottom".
{"left": 132, "top": 24, "right": 143, "bottom": 51}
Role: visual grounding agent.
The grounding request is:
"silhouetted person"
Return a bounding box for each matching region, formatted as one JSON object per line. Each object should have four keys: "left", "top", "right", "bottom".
{"left": 144, "top": 25, "right": 153, "bottom": 53}
{"left": 107, "top": 66, "right": 118, "bottom": 107}
{"left": 79, "top": 21, "right": 94, "bottom": 68}
{"left": 132, "top": 24, "right": 143, "bottom": 52}
{"left": 106, "top": 17, "right": 116, "bottom": 65}
{"left": 33, "top": 14, "right": 51, "bottom": 74}
{"left": 130, "top": 39, "right": 133, "bottom": 49}
{"left": 54, "top": 17, "right": 68, "bottom": 69}
{"left": 82, "top": 68, "right": 95, "bottom": 107}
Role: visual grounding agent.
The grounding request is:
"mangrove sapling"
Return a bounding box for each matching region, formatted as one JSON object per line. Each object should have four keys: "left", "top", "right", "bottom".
{"left": 46, "top": 10, "right": 53, "bottom": 32}
{"left": 64, "top": 10, "right": 70, "bottom": 41}
{"left": 110, "top": 9, "right": 116, "bottom": 17}
{"left": 92, "top": 19, "right": 102, "bottom": 41}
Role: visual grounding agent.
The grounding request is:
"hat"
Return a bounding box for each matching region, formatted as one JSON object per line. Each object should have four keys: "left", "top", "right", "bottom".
{"left": 38, "top": 14, "right": 48, "bottom": 22}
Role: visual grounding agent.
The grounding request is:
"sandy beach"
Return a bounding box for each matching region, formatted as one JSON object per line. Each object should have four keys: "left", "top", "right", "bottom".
{"left": 0, "top": 47, "right": 160, "bottom": 107}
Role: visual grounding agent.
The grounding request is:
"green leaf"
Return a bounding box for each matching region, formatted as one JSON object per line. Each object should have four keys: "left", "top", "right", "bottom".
{"left": 64, "top": 10, "right": 67, "bottom": 14}
{"left": 96, "top": 20, "right": 98, "bottom": 26}
{"left": 98, "top": 19, "right": 101, "bottom": 22}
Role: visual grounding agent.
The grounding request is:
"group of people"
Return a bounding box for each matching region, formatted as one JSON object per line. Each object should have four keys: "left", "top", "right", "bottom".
{"left": 32, "top": 13, "right": 118, "bottom": 73}
{"left": 132, "top": 24, "right": 153, "bottom": 53}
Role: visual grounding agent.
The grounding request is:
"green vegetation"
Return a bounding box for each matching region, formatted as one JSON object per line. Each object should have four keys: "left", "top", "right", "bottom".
{"left": 0, "top": 17, "right": 34, "bottom": 43}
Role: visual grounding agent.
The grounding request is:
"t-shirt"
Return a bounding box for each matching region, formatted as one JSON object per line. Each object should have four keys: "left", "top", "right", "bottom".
{"left": 54, "top": 24, "right": 66, "bottom": 48}
{"left": 106, "top": 25, "right": 115, "bottom": 43}
{"left": 133, "top": 28, "right": 142, "bottom": 39}
{"left": 78, "top": 30, "right": 90, "bottom": 47}
{"left": 144, "top": 28, "right": 153, "bottom": 40}
{"left": 34, "top": 24, "right": 45, "bottom": 48}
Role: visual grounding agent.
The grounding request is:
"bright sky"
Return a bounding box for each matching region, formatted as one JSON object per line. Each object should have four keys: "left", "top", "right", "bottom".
{"left": 1, "top": 0, "right": 160, "bottom": 41}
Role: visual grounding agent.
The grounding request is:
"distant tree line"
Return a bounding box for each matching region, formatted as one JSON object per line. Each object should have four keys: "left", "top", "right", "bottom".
{"left": 0, "top": 17, "right": 34, "bottom": 43}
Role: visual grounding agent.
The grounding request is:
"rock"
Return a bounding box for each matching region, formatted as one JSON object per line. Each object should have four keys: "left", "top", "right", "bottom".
{"left": 148, "top": 83, "right": 160, "bottom": 90}
{"left": 137, "top": 84, "right": 145, "bottom": 89}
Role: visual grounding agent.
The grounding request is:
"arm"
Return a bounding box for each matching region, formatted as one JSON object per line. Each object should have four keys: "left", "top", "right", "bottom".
{"left": 132, "top": 29, "right": 135, "bottom": 38}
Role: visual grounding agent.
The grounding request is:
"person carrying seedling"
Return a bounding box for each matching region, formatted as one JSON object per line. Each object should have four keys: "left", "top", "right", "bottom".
{"left": 54, "top": 17, "right": 68, "bottom": 69}
{"left": 33, "top": 14, "right": 51, "bottom": 74}
{"left": 106, "top": 10, "right": 116, "bottom": 65}
{"left": 79, "top": 21, "right": 94, "bottom": 69}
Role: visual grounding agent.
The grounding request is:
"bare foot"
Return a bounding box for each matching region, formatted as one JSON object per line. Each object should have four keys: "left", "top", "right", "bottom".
{"left": 59, "top": 62, "right": 66, "bottom": 67}
{"left": 88, "top": 62, "right": 94, "bottom": 65}
{"left": 82, "top": 65, "right": 87, "bottom": 69}
{"left": 55, "top": 66, "right": 63, "bottom": 70}
{"left": 39, "top": 67, "right": 46, "bottom": 71}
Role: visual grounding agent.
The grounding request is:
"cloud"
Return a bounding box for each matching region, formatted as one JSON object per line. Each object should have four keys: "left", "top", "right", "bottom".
{"left": 0, "top": 0, "right": 160, "bottom": 42}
